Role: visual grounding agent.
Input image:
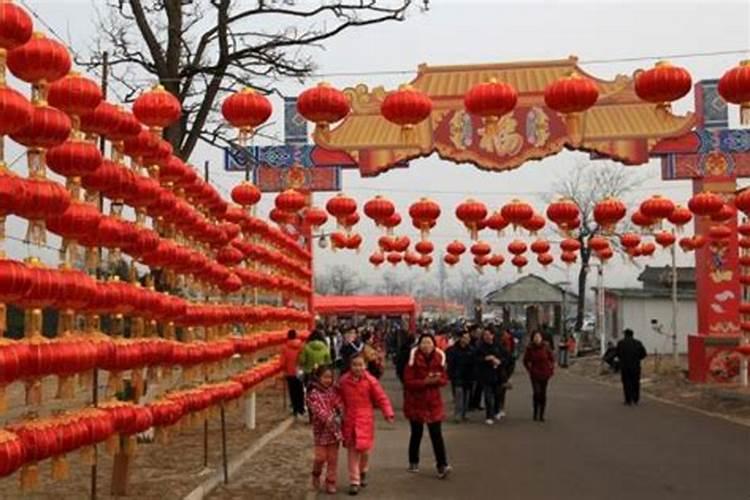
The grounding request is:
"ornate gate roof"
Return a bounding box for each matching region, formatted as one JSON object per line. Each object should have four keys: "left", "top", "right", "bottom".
{"left": 314, "top": 57, "right": 696, "bottom": 176}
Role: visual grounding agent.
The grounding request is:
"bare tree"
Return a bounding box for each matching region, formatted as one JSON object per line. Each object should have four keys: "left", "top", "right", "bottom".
{"left": 548, "top": 160, "right": 644, "bottom": 331}
{"left": 315, "top": 264, "right": 365, "bottom": 296}
{"left": 377, "top": 269, "right": 417, "bottom": 296}
{"left": 446, "top": 270, "right": 491, "bottom": 312}
{"left": 84, "top": 0, "right": 425, "bottom": 158}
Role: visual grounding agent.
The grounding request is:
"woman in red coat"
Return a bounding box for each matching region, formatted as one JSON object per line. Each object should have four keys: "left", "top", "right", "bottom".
{"left": 523, "top": 331, "right": 555, "bottom": 422}
{"left": 403, "top": 333, "right": 451, "bottom": 478}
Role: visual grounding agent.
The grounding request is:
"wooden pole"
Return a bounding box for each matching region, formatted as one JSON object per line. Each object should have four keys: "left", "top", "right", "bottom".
{"left": 203, "top": 418, "right": 209, "bottom": 468}
{"left": 220, "top": 404, "right": 229, "bottom": 484}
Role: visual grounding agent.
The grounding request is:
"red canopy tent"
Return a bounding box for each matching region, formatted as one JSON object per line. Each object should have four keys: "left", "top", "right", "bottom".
{"left": 313, "top": 295, "right": 418, "bottom": 333}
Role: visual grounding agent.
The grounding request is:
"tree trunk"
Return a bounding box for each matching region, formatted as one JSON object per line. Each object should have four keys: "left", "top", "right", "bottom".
{"left": 575, "top": 246, "right": 591, "bottom": 332}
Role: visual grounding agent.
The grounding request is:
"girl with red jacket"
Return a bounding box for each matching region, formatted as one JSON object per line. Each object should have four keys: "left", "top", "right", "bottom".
{"left": 307, "top": 366, "right": 344, "bottom": 495}
{"left": 279, "top": 329, "right": 305, "bottom": 417}
{"left": 523, "top": 331, "right": 555, "bottom": 422}
{"left": 338, "top": 353, "right": 395, "bottom": 496}
{"left": 403, "top": 333, "right": 451, "bottom": 478}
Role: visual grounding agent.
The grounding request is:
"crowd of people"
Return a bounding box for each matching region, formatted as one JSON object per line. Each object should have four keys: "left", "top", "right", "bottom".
{"left": 279, "top": 320, "right": 647, "bottom": 495}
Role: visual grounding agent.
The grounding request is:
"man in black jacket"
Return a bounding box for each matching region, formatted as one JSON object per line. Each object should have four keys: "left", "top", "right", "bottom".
{"left": 446, "top": 331, "right": 474, "bottom": 422}
{"left": 616, "top": 328, "right": 647, "bottom": 405}
{"left": 395, "top": 329, "right": 417, "bottom": 383}
{"left": 475, "top": 329, "right": 505, "bottom": 424}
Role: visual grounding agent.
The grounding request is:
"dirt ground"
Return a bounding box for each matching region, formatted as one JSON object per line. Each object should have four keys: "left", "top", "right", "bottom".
{"left": 0, "top": 377, "right": 289, "bottom": 500}
{"left": 208, "top": 421, "right": 312, "bottom": 500}
{"left": 568, "top": 354, "right": 750, "bottom": 425}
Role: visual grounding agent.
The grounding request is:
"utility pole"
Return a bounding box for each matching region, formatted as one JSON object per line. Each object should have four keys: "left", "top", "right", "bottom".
{"left": 596, "top": 264, "right": 606, "bottom": 356}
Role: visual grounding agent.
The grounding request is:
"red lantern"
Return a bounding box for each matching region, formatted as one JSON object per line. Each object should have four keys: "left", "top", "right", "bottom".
{"left": 303, "top": 206, "right": 328, "bottom": 229}
{"left": 275, "top": 188, "right": 306, "bottom": 213}
{"left": 418, "top": 254, "right": 433, "bottom": 269}
{"left": 597, "top": 247, "right": 614, "bottom": 262}
{"left": 678, "top": 237, "right": 694, "bottom": 252}
{"left": 381, "top": 212, "right": 401, "bottom": 234}
{"left": 342, "top": 212, "right": 359, "bottom": 231}
{"left": 446, "top": 240, "right": 466, "bottom": 257}
{"left": 444, "top": 254, "right": 459, "bottom": 267}
{"left": 561, "top": 251, "right": 578, "bottom": 265}
{"left": 10, "top": 104, "right": 71, "bottom": 149}
{"left": 133, "top": 85, "right": 181, "bottom": 129}
{"left": 381, "top": 85, "right": 432, "bottom": 130}
{"left": 46, "top": 138, "right": 102, "bottom": 178}
{"left": 369, "top": 252, "right": 385, "bottom": 267}
{"left": 488, "top": 254, "right": 505, "bottom": 269}
{"left": 386, "top": 252, "right": 403, "bottom": 266}
{"left": 530, "top": 239, "right": 550, "bottom": 255}
{"left": 485, "top": 211, "right": 508, "bottom": 235}
{"left": 507, "top": 240, "right": 527, "bottom": 256}
{"left": 456, "top": 199, "right": 487, "bottom": 240}
{"left": 7, "top": 32, "right": 71, "bottom": 84}
{"left": 464, "top": 79, "right": 517, "bottom": 123}
{"left": 0, "top": 86, "right": 32, "bottom": 137}
{"left": 364, "top": 195, "right": 395, "bottom": 225}
{"left": 222, "top": 88, "right": 272, "bottom": 138}
{"left": 543, "top": 73, "right": 598, "bottom": 144}
{"left": 631, "top": 210, "right": 654, "bottom": 231}
{"left": 231, "top": 181, "right": 261, "bottom": 208}
{"left": 501, "top": 199, "right": 533, "bottom": 230}
{"left": 640, "top": 195, "right": 675, "bottom": 221}
{"left": 739, "top": 221, "right": 750, "bottom": 237}
{"left": 415, "top": 240, "right": 434, "bottom": 255}
{"left": 593, "top": 198, "right": 626, "bottom": 232}
{"left": 409, "top": 197, "right": 441, "bottom": 237}
{"left": 269, "top": 207, "right": 294, "bottom": 226}
{"left": 711, "top": 204, "right": 736, "bottom": 223}
{"left": 718, "top": 60, "right": 750, "bottom": 124}
{"left": 709, "top": 224, "right": 732, "bottom": 243}
{"left": 330, "top": 232, "right": 348, "bottom": 250}
{"left": 560, "top": 238, "right": 581, "bottom": 253}
{"left": 546, "top": 198, "right": 580, "bottom": 228}
{"left": 735, "top": 189, "right": 750, "bottom": 216}
{"left": 297, "top": 82, "right": 349, "bottom": 131}
{"left": 392, "top": 236, "right": 410, "bottom": 253}
{"left": 667, "top": 204, "right": 692, "bottom": 228}
{"left": 692, "top": 234, "right": 708, "bottom": 249}
{"left": 619, "top": 233, "right": 641, "bottom": 249}
{"left": 470, "top": 241, "right": 491, "bottom": 257}
{"left": 404, "top": 251, "right": 420, "bottom": 267}
{"left": 688, "top": 191, "right": 724, "bottom": 216}
{"left": 635, "top": 61, "right": 692, "bottom": 110}
{"left": 0, "top": 2, "right": 32, "bottom": 50}
{"left": 588, "top": 236, "right": 609, "bottom": 253}
{"left": 522, "top": 213, "right": 545, "bottom": 235}
{"left": 346, "top": 233, "right": 362, "bottom": 250}
{"left": 537, "top": 253, "right": 553, "bottom": 268}
{"left": 654, "top": 231, "right": 676, "bottom": 248}
{"left": 511, "top": 254, "right": 528, "bottom": 272}
{"left": 378, "top": 235, "right": 395, "bottom": 252}
{"left": 474, "top": 255, "right": 489, "bottom": 267}
{"left": 326, "top": 193, "right": 357, "bottom": 222}
{"left": 639, "top": 242, "right": 656, "bottom": 256}
{"left": 47, "top": 73, "right": 103, "bottom": 120}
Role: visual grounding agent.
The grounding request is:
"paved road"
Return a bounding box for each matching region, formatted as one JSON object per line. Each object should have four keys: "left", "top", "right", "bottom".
{"left": 324, "top": 370, "right": 750, "bottom": 500}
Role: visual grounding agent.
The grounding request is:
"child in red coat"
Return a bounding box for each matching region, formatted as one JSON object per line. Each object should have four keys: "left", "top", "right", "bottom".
{"left": 307, "top": 366, "right": 343, "bottom": 494}
{"left": 337, "top": 354, "right": 394, "bottom": 496}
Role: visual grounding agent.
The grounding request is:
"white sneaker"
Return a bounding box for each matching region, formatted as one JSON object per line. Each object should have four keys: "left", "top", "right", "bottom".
{"left": 485, "top": 419, "right": 494, "bottom": 425}
{"left": 499, "top": 411, "right": 506, "bottom": 419}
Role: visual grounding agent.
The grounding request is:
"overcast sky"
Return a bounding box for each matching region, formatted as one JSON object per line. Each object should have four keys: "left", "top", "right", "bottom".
{"left": 11, "top": 0, "right": 750, "bottom": 294}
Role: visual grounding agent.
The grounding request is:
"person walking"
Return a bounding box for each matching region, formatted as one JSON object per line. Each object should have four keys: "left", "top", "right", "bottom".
{"left": 467, "top": 325, "right": 484, "bottom": 411}
{"left": 494, "top": 335, "right": 514, "bottom": 421}
{"left": 616, "top": 328, "right": 647, "bottom": 406}
{"left": 300, "top": 330, "right": 333, "bottom": 382}
{"left": 338, "top": 354, "right": 395, "bottom": 496}
{"left": 475, "top": 329, "right": 505, "bottom": 425}
{"left": 557, "top": 335, "right": 570, "bottom": 368}
{"left": 279, "top": 329, "right": 305, "bottom": 418}
{"left": 307, "top": 366, "right": 343, "bottom": 495}
{"left": 403, "top": 334, "right": 451, "bottom": 478}
{"left": 523, "top": 331, "right": 555, "bottom": 422}
{"left": 446, "top": 331, "right": 474, "bottom": 422}
{"left": 395, "top": 329, "right": 417, "bottom": 383}
{"left": 339, "top": 328, "right": 363, "bottom": 374}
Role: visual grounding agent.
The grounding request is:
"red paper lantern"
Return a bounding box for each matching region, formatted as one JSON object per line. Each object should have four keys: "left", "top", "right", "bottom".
{"left": 46, "top": 138, "right": 102, "bottom": 178}
{"left": 381, "top": 212, "right": 401, "bottom": 233}
{"left": 48, "top": 73, "right": 103, "bottom": 119}
{"left": 588, "top": 236, "right": 609, "bottom": 253}
{"left": 561, "top": 251, "right": 578, "bottom": 265}
{"left": 326, "top": 193, "right": 357, "bottom": 221}
{"left": 7, "top": 32, "right": 71, "bottom": 84}
{"left": 444, "top": 254, "right": 459, "bottom": 266}
{"left": 15, "top": 178, "right": 71, "bottom": 222}
{"left": 544, "top": 73, "right": 599, "bottom": 114}
{"left": 719, "top": 60, "right": 750, "bottom": 124}
{"left": 709, "top": 224, "right": 732, "bottom": 243}
{"left": 0, "top": 86, "right": 32, "bottom": 136}
{"left": 221, "top": 88, "right": 272, "bottom": 135}
{"left": 511, "top": 254, "right": 528, "bottom": 272}
{"left": 667, "top": 204, "right": 692, "bottom": 228}
{"left": 231, "top": 181, "right": 261, "bottom": 207}
{"left": 0, "top": 258, "right": 32, "bottom": 302}
{"left": 488, "top": 254, "right": 505, "bottom": 268}
{"left": 456, "top": 199, "right": 487, "bottom": 239}
{"left": 485, "top": 211, "right": 508, "bottom": 234}
{"left": 10, "top": 104, "right": 71, "bottom": 149}
{"left": 392, "top": 236, "right": 410, "bottom": 253}
{"left": 537, "top": 253, "right": 554, "bottom": 267}
{"left": 619, "top": 233, "right": 641, "bottom": 249}
{"left": 303, "top": 206, "right": 328, "bottom": 229}
{"left": 474, "top": 255, "right": 489, "bottom": 267}
{"left": 678, "top": 237, "right": 694, "bottom": 252}
{"left": 640, "top": 195, "right": 675, "bottom": 221}
{"left": 530, "top": 239, "right": 550, "bottom": 255}
{"left": 386, "top": 252, "right": 403, "bottom": 265}
{"left": 593, "top": 197, "right": 626, "bottom": 232}
{"left": 464, "top": 79, "right": 517, "bottom": 121}
{"left": 735, "top": 188, "right": 750, "bottom": 216}
{"left": 418, "top": 254, "right": 433, "bottom": 269}
{"left": 381, "top": 85, "right": 432, "bottom": 129}
{"left": 639, "top": 242, "right": 656, "bottom": 256}
{"left": 133, "top": 85, "right": 181, "bottom": 129}
{"left": 369, "top": 252, "right": 385, "bottom": 267}
{"left": 546, "top": 198, "right": 580, "bottom": 228}
{"left": 378, "top": 235, "right": 395, "bottom": 252}
{"left": 560, "top": 238, "right": 581, "bottom": 253}
{"left": 0, "top": 2, "right": 32, "bottom": 50}
{"left": 501, "top": 199, "right": 534, "bottom": 229}
{"left": 446, "top": 240, "right": 466, "bottom": 256}
{"left": 297, "top": 83, "right": 349, "bottom": 129}
{"left": 689, "top": 191, "right": 724, "bottom": 216}
{"left": 635, "top": 61, "right": 692, "bottom": 108}
{"left": 79, "top": 102, "right": 120, "bottom": 138}
{"left": 654, "top": 230, "right": 676, "bottom": 248}
{"left": 330, "top": 232, "right": 348, "bottom": 250}
{"left": 346, "top": 233, "right": 362, "bottom": 250}
{"left": 631, "top": 210, "right": 654, "bottom": 231}
{"left": 275, "top": 188, "right": 306, "bottom": 213}
{"left": 507, "top": 239, "right": 527, "bottom": 256}
{"left": 522, "top": 213, "right": 545, "bottom": 235}
{"left": 364, "top": 195, "right": 395, "bottom": 225}
{"left": 415, "top": 240, "right": 434, "bottom": 255}
{"left": 470, "top": 241, "right": 491, "bottom": 257}
{"left": 711, "top": 204, "right": 736, "bottom": 223}
{"left": 404, "top": 251, "right": 420, "bottom": 267}
{"left": 739, "top": 221, "right": 750, "bottom": 237}
{"left": 692, "top": 234, "right": 707, "bottom": 249}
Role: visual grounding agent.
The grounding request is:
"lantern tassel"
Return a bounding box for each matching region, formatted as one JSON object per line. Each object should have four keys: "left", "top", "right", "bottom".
{"left": 105, "top": 434, "right": 119, "bottom": 456}
{"left": 51, "top": 455, "right": 69, "bottom": 481}
{"left": 107, "top": 371, "right": 123, "bottom": 395}
{"left": 0, "top": 385, "right": 6, "bottom": 413}
{"left": 124, "top": 435, "right": 137, "bottom": 456}
{"left": 80, "top": 445, "right": 96, "bottom": 466}
{"left": 564, "top": 113, "right": 584, "bottom": 147}
{"left": 57, "top": 375, "right": 76, "bottom": 400}
{"left": 742, "top": 103, "right": 750, "bottom": 126}
{"left": 24, "top": 379, "right": 42, "bottom": 406}
{"left": 20, "top": 463, "right": 39, "bottom": 492}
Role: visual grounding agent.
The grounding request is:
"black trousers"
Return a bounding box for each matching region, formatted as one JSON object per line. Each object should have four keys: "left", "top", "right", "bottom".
{"left": 530, "top": 378, "right": 549, "bottom": 418}
{"left": 621, "top": 369, "right": 641, "bottom": 404}
{"left": 469, "top": 380, "right": 483, "bottom": 410}
{"left": 408, "top": 420, "right": 448, "bottom": 468}
{"left": 286, "top": 376, "right": 305, "bottom": 415}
